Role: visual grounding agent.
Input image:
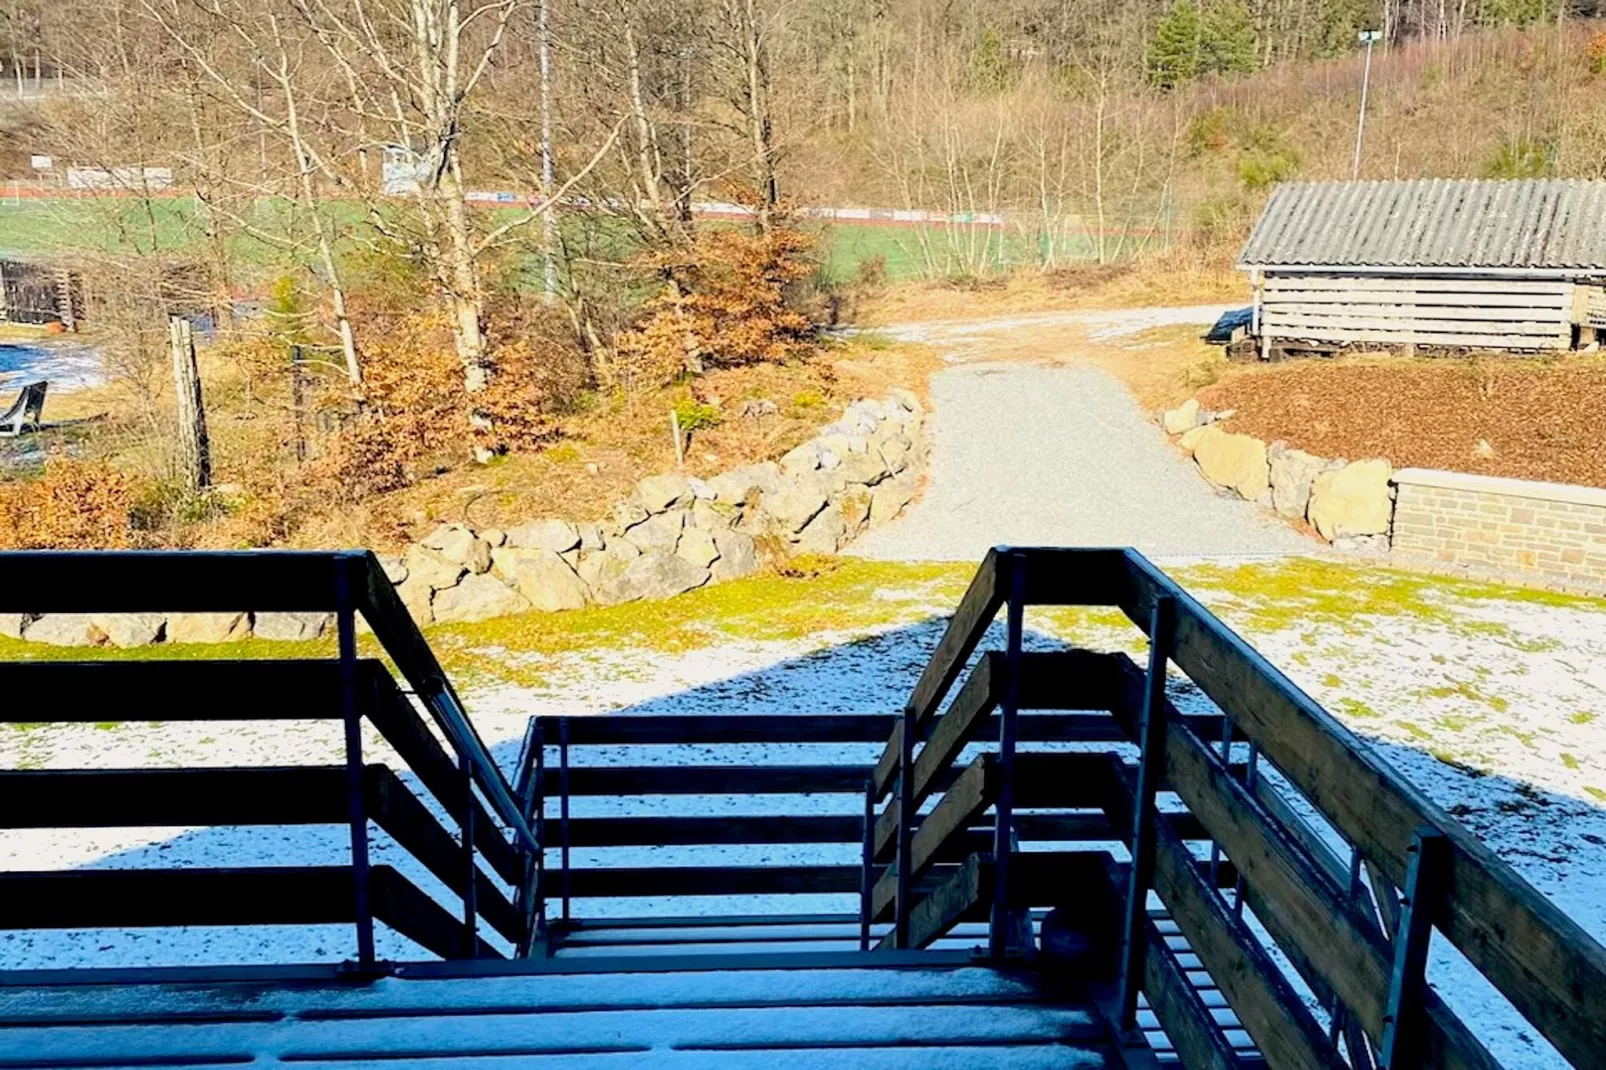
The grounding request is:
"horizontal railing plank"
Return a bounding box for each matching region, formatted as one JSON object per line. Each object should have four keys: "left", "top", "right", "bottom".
{"left": 536, "top": 765, "right": 880, "bottom": 797}
{"left": 871, "top": 754, "right": 1000, "bottom": 919}
{"left": 0, "top": 550, "right": 348, "bottom": 613}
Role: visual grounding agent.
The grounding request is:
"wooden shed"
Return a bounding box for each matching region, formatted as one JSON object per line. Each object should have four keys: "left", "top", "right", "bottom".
{"left": 1238, "top": 179, "right": 1606, "bottom": 358}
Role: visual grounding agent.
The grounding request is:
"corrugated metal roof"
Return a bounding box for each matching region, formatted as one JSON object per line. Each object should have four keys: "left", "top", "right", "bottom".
{"left": 1239, "top": 179, "right": 1606, "bottom": 272}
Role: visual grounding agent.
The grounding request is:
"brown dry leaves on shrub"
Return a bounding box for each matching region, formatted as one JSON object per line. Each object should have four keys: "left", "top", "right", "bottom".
{"left": 0, "top": 458, "right": 137, "bottom": 549}
{"left": 617, "top": 226, "right": 817, "bottom": 380}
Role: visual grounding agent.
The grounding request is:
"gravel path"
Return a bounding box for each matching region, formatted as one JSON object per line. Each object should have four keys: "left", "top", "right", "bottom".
{"left": 849, "top": 359, "right": 1311, "bottom": 562}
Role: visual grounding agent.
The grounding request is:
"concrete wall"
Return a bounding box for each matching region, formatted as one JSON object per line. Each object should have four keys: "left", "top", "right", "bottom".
{"left": 1391, "top": 468, "right": 1606, "bottom": 596}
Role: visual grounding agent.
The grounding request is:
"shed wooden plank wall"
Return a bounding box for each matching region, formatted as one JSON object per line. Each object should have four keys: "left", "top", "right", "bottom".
{"left": 1257, "top": 274, "right": 1577, "bottom": 350}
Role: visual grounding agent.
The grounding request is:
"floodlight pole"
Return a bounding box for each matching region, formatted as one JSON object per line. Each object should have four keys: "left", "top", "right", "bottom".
{"left": 1351, "top": 30, "right": 1382, "bottom": 180}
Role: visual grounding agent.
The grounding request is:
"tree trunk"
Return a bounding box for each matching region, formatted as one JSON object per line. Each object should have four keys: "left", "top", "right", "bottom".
{"left": 169, "top": 316, "right": 211, "bottom": 494}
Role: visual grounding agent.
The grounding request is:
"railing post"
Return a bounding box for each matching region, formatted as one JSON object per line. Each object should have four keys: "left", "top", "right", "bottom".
{"left": 1379, "top": 827, "right": 1449, "bottom": 1070}
{"left": 988, "top": 550, "right": 1026, "bottom": 959}
{"left": 1117, "top": 593, "right": 1176, "bottom": 1028}
{"left": 533, "top": 723, "right": 547, "bottom": 951}
{"left": 460, "top": 757, "right": 479, "bottom": 957}
{"left": 893, "top": 705, "right": 915, "bottom": 949}
{"left": 559, "top": 716, "right": 572, "bottom": 926}
{"left": 859, "top": 780, "right": 875, "bottom": 951}
{"left": 1232, "top": 742, "right": 1260, "bottom": 920}
{"left": 335, "top": 554, "right": 376, "bottom": 972}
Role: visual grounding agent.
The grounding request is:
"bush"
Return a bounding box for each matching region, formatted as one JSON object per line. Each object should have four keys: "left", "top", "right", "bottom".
{"left": 0, "top": 459, "right": 138, "bottom": 549}
{"left": 1483, "top": 137, "right": 1554, "bottom": 179}
{"left": 1589, "top": 32, "right": 1606, "bottom": 76}
{"left": 673, "top": 396, "right": 723, "bottom": 434}
{"left": 856, "top": 253, "right": 889, "bottom": 290}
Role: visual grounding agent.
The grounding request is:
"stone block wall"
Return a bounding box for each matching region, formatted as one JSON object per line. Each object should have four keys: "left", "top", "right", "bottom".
{"left": 1390, "top": 469, "right": 1606, "bottom": 597}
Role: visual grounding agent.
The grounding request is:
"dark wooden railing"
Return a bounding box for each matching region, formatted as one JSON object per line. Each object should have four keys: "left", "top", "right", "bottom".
{"left": 866, "top": 546, "right": 1606, "bottom": 1070}
{"left": 0, "top": 550, "right": 538, "bottom": 972}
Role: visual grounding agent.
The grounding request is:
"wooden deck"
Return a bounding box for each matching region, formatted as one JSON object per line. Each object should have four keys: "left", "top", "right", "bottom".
{"left": 0, "top": 548, "right": 1602, "bottom": 1069}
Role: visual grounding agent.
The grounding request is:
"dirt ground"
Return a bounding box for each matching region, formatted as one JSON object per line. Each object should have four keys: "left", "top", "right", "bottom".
{"left": 1196, "top": 355, "right": 1606, "bottom": 488}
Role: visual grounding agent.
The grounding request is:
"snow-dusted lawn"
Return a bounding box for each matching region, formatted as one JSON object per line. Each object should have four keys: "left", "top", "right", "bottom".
{"left": 1, "top": 555, "right": 1601, "bottom": 1067}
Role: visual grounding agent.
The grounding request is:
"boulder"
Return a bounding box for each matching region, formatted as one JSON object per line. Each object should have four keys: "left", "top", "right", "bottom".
{"left": 708, "top": 462, "right": 781, "bottom": 505}
{"left": 840, "top": 487, "right": 872, "bottom": 532}
{"left": 377, "top": 554, "right": 408, "bottom": 585}
{"left": 505, "top": 518, "right": 581, "bottom": 553}
{"left": 690, "top": 500, "right": 739, "bottom": 531}
{"left": 1268, "top": 445, "right": 1328, "bottom": 520}
{"left": 431, "top": 574, "right": 531, "bottom": 623}
{"left": 817, "top": 448, "right": 842, "bottom": 471}
{"left": 626, "top": 509, "right": 685, "bottom": 554}
{"left": 167, "top": 612, "right": 250, "bottom": 645}
{"left": 595, "top": 551, "right": 710, "bottom": 605}
{"left": 0, "top": 614, "right": 30, "bottom": 640}
{"left": 763, "top": 483, "right": 827, "bottom": 535}
{"left": 796, "top": 502, "right": 847, "bottom": 554}
{"left": 254, "top": 612, "right": 333, "bottom": 641}
{"left": 778, "top": 442, "right": 821, "bottom": 478}
{"left": 1308, "top": 460, "right": 1394, "bottom": 542}
{"left": 608, "top": 499, "right": 650, "bottom": 536}
{"left": 636, "top": 472, "right": 692, "bottom": 513}
{"left": 578, "top": 549, "right": 632, "bottom": 599}
{"left": 395, "top": 576, "right": 435, "bottom": 626}
{"left": 677, "top": 526, "right": 721, "bottom": 569}
{"left": 710, "top": 530, "right": 760, "bottom": 582}
{"left": 1177, "top": 424, "right": 1213, "bottom": 457}
{"left": 481, "top": 528, "right": 507, "bottom": 547}
{"left": 687, "top": 476, "right": 716, "bottom": 500}
{"left": 494, "top": 548, "right": 589, "bottom": 612}
{"left": 870, "top": 477, "right": 917, "bottom": 525}
{"left": 404, "top": 544, "right": 467, "bottom": 591}
{"left": 576, "top": 523, "right": 605, "bottom": 551}
{"left": 1162, "top": 398, "right": 1201, "bottom": 434}
{"left": 838, "top": 450, "right": 888, "bottom": 487}
{"left": 153, "top": 613, "right": 203, "bottom": 645}
{"left": 25, "top": 614, "right": 102, "bottom": 646}
{"left": 887, "top": 387, "right": 921, "bottom": 414}
{"left": 421, "top": 523, "right": 485, "bottom": 568}
{"left": 1194, "top": 429, "right": 1270, "bottom": 501}
{"left": 874, "top": 434, "right": 912, "bottom": 475}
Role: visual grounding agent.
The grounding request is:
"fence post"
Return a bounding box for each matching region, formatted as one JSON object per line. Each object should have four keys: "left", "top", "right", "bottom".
{"left": 559, "top": 716, "right": 572, "bottom": 926}
{"left": 1118, "top": 594, "right": 1177, "bottom": 1027}
{"left": 335, "top": 554, "right": 375, "bottom": 972}
{"left": 893, "top": 704, "right": 915, "bottom": 949}
{"left": 859, "top": 780, "right": 875, "bottom": 951}
{"left": 1379, "top": 827, "right": 1449, "bottom": 1070}
{"left": 988, "top": 550, "right": 1026, "bottom": 958}
{"left": 168, "top": 316, "right": 211, "bottom": 494}
{"left": 460, "top": 757, "right": 479, "bottom": 957}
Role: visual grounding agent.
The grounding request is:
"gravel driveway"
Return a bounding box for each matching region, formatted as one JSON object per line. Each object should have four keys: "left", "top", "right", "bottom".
{"left": 850, "top": 359, "right": 1311, "bottom": 562}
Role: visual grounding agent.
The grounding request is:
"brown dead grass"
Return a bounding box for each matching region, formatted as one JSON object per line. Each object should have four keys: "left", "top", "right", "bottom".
{"left": 856, "top": 254, "right": 1248, "bottom": 326}
{"left": 1196, "top": 355, "right": 1606, "bottom": 489}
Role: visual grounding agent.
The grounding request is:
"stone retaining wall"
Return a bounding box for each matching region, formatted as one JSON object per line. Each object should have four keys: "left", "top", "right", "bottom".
{"left": 1390, "top": 469, "right": 1606, "bottom": 597}
{"left": 0, "top": 390, "right": 929, "bottom": 647}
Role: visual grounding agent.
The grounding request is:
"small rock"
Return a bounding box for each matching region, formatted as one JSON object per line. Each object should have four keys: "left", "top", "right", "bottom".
{"left": 25, "top": 614, "right": 102, "bottom": 646}
{"left": 887, "top": 387, "right": 921, "bottom": 414}
{"left": 739, "top": 398, "right": 778, "bottom": 419}
{"left": 709, "top": 462, "right": 782, "bottom": 505}
{"left": 763, "top": 483, "right": 828, "bottom": 535}
{"left": 481, "top": 528, "right": 507, "bottom": 547}
{"left": 505, "top": 518, "right": 580, "bottom": 553}
{"left": 404, "top": 544, "right": 467, "bottom": 591}
{"left": 1194, "top": 429, "right": 1270, "bottom": 501}
{"left": 494, "top": 548, "right": 589, "bottom": 612}
{"left": 167, "top": 612, "right": 250, "bottom": 645}
{"left": 870, "top": 477, "right": 916, "bottom": 525}
{"left": 1308, "top": 460, "right": 1394, "bottom": 542}
{"left": 608, "top": 499, "right": 651, "bottom": 536}
{"left": 595, "top": 551, "right": 710, "bottom": 604}
{"left": 677, "top": 526, "right": 721, "bottom": 569}
{"left": 818, "top": 448, "right": 842, "bottom": 471}
{"left": 576, "top": 523, "right": 605, "bottom": 551}
{"left": 636, "top": 472, "right": 693, "bottom": 513}
{"left": 691, "top": 499, "right": 739, "bottom": 531}
{"left": 710, "top": 530, "right": 760, "bottom": 582}
{"left": 627, "top": 509, "right": 685, "bottom": 554}
{"left": 796, "top": 502, "right": 847, "bottom": 554}
{"left": 378, "top": 554, "right": 408, "bottom": 585}
{"left": 687, "top": 476, "right": 716, "bottom": 500}
{"left": 1161, "top": 398, "right": 1201, "bottom": 434}
{"left": 1269, "top": 447, "right": 1328, "bottom": 520}
{"left": 254, "top": 612, "right": 333, "bottom": 642}
{"left": 431, "top": 574, "right": 531, "bottom": 623}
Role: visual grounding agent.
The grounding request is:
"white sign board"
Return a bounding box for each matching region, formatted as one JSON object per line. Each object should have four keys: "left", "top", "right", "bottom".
{"left": 29, "top": 155, "right": 52, "bottom": 170}
{"left": 66, "top": 166, "right": 174, "bottom": 191}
